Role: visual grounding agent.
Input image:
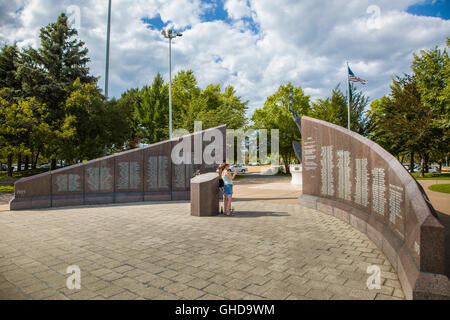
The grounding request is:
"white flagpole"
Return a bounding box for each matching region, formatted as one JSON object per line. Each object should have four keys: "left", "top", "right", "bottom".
{"left": 346, "top": 62, "right": 351, "bottom": 131}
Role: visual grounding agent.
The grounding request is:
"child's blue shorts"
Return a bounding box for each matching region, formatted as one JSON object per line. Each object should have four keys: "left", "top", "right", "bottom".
{"left": 224, "top": 184, "right": 233, "bottom": 195}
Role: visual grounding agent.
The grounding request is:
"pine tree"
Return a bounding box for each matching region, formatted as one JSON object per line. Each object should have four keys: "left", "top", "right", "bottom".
{"left": 17, "top": 13, "right": 95, "bottom": 169}
{"left": 0, "top": 44, "right": 21, "bottom": 95}
{"left": 310, "top": 83, "right": 369, "bottom": 135}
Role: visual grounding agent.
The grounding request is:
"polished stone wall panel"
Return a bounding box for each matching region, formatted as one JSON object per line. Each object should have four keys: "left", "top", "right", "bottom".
{"left": 10, "top": 125, "right": 227, "bottom": 209}
{"left": 300, "top": 116, "right": 448, "bottom": 300}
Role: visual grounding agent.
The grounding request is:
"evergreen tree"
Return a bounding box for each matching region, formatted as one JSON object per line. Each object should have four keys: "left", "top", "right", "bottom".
{"left": 0, "top": 44, "right": 21, "bottom": 95}
{"left": 310, "top": 84, "right": 347, "bottom": 127}
{"left": 310, "top": 83, "right": 369, "bottom": 135}
{"left": 17, "top": 13, "right": 95, "bottom": 168}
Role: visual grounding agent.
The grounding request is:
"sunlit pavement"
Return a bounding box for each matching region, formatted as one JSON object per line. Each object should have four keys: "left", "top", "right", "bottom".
{"left": 0, "top": 197, "right": 404, "bottom": 300}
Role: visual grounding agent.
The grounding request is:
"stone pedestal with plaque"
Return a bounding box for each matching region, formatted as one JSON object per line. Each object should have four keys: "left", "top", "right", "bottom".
{"left": 190, "top": 172, "right": 219, "bottom": 217}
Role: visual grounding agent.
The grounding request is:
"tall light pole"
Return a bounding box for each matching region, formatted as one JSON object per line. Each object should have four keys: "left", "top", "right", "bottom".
{"left": 161, "top": 29, "right": 182, "bottom": 140}
{"left": 105, "top": 0, "right": 112, "bottom": 98}
{"left": 346, "top": 61, "right": 351, "bottom": 131}
{"left": 103, "top": 0, "right": 112, "bottom": 157}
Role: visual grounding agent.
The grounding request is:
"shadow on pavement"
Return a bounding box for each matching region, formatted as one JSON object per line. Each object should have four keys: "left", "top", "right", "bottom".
{"left": 219, "top": 211, "right": 290, "bottom": 218}
{"left": 233, "top": 197, "right": 298, "bottom": 202}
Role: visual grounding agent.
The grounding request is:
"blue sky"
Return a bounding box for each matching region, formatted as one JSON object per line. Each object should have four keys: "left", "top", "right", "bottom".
{"left": 0, "top": 0, "right": 449, "bottom": 116}
{"left": 407, "top": 0, "right": 450, "bottom": 19}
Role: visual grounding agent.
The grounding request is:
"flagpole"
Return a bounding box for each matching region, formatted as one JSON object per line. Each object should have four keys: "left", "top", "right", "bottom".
{"left": 346, "top": 61, "right": 351, "bottom": 131}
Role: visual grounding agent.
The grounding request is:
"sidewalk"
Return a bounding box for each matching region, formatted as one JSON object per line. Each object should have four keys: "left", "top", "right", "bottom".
{"left": 0, "top": 200, "right": 403, "bottom": 300}
{"left": 233, "top": 175, "right": 301, "bottom": 204}
{"left": 417, "top": 180, "right": 450, "bottom": 215}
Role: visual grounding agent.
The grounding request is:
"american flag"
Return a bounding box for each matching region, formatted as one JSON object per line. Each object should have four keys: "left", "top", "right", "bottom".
{"left": 348, "top": 66, "right": 367, "bottom": 85}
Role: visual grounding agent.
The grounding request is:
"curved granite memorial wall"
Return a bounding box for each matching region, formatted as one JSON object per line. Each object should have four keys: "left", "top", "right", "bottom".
{"left": 299, "top": 116, "right": 449, "bottom": 300}
{"left": 10, "top": 125, "right": 226, "bottom": 210}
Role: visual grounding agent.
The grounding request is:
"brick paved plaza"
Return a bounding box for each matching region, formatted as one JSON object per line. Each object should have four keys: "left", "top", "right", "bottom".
{"left": 0, "top": 198, "right": 405, "bottom": 300}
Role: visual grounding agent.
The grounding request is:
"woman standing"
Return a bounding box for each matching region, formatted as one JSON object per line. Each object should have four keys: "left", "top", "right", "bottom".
{"left": 222, "top": 163, "right": 237, "bottom": 216}
{"left": 217, "top": 162, "right": 226, "bottom": 214}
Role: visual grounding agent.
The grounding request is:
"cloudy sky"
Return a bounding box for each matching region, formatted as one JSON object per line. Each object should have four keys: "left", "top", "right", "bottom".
{"left": 0, "top": 0, "right": 449, "bottom": 115}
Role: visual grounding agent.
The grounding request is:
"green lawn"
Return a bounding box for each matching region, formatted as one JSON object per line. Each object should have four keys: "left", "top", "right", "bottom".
{"left": 0, "top": 186, "right": 14, "bottom": 193}
{"left": 411, "top": 172, "right": 450, "bottom": 180}
{"left": 428, "top": 184, "right": 450, "bottom": 194}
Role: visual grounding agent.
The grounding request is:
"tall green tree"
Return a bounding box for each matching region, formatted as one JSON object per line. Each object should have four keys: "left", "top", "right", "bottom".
{"left": 119, "top": 70, "right": 248, "bottom": 147}
{"left": 0, "top": 89, "right": 48, "bottom": 176}
{"left": 197, "top": 84, "right": 248, "bottom": 130}
{"left": 0, "top": 44, "right": 21, "bottom": 96}
{"left": 366, "top": 74, "right": 441, "bottom": 177}
{"left": 112, "top": 88, "right": 141, "bottom": 150}
{"left": 58, "top": 80, "right": 131, "bottom": 163}
{"left": 365, "top": 95, "right": 404, "bottom": 156}
{"left": 310, "top": 84, "right": 347, "bottom": 127}
{"left": 17, "top": 13, "right": 95, "bottom": 168}
{"left": 310, "top": 83, "right": 369, "bottom": 135}
{"left": 348, "top": 83, "right": 370, "bottom": 136}
{"left": 411, "top": 42, "right": 449, "bottom": 166}
{"left": 252, "top": 83, "right": 311, "bottom": 172}
{"left": 171, "top": 70, "right": 248, "bottom": 131}
{"left": 134, "top": 73, "right": 169, "bottom": 144}
{"left": 171, "top": 70, "right": 202, "bottom": 131}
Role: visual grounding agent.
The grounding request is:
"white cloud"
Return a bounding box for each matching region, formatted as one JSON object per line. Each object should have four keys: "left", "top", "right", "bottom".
{"left": 157, "top": 0, "right": 204, "bottom": 29}
{"left": 0, "top": 0, "right": 448, "bottom": 117}
{"left": 224, "top": 0, "right": 252, "bottom": 20}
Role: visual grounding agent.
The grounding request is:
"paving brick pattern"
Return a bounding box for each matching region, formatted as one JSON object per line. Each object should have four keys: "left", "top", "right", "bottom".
{"left": 0, "top": 201, "right": 405, "bottom": 300}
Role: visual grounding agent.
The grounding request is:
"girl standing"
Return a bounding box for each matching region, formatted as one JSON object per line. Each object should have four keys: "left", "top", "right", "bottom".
{"left": 222, "top": 163, "right": 237, "bottom": 216}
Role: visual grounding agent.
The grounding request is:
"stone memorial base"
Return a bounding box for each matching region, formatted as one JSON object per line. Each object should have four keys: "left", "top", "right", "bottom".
{"left": 190, "top": 172, "right": 219, "bottom": 217}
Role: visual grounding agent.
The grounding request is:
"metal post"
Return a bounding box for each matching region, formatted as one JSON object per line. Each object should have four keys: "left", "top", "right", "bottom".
{"left": 346, "top": 62, "right": 351, "bottom": 131}
{"left": 162, "top": 29, "right": 182, "bottom": 140}
{"left": 169, "top": 37, "right": 172, "bottom": 140}
{"left": 105, "top": 0, "right": 112, "bottom": 98}
{"left": 103, "top": 0, "right": 112, "bottom": 157}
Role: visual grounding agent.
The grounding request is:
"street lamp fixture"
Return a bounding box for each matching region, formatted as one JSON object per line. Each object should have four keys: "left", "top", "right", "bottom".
{"left": 161, "top": 29, "right": 183, "bottom": 140}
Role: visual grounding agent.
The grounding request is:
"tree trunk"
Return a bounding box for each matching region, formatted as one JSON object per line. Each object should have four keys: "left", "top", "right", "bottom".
{"left": 17, "top": 153, "right": 22, "bottom": 172}
{"left": 33, "top": 150, "right": 40, "bottom": 169}
{"left": 283, "top": 155, "right": 290, "bottom": 174}
{"left": 410, "top": 152, "right": 415, "bottom": 173}
{"left": 439, "top": 162, "right": 442, "bottom": 173}
{"left": 424, "top": 154, "right": 429, "bottom": 173}
{"left": 7, "top": 154, "right": 13, "bottom": 177}
{"left": 24, "top": 155, "right": 30, "bottom": 171}
{"left": 420, "top": 157, "right": 425, "bottom": 178}
{"left": 51, "top": 159, "right": 57, "bottom": 170}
